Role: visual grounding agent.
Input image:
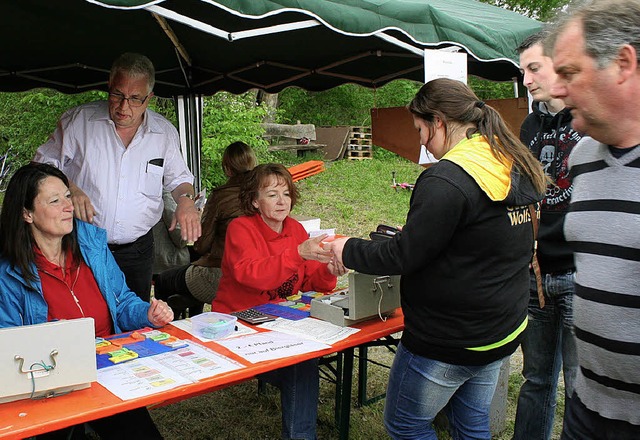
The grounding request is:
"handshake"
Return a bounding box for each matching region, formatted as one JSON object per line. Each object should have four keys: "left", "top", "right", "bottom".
{"left": 298, "top": 233, "right": 350, "bottom": 277}
{"left": 299, "top": 223, "right": 400, "bottom": 277}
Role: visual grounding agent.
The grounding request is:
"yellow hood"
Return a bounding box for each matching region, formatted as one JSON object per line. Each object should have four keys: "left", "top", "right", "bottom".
{"left": 442, "top": 135, "right": 513, "bottom": 202}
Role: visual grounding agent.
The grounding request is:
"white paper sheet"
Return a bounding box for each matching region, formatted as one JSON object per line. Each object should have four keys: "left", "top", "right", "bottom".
{"left": 97, "top": 357, "right": 192, "bottom": 400}
{"left": 419, "top": 145, "right": 439, "bottom": 165}
{"left": 308, "top": 228, "right": 336, "bottom": 238}
{"left": 258, "top": 317, "right": 360, "bottom": 345}
{"left": 215, "top": 331, "right": 330, "bottom": 363}
{"left": 97, "top": 341, "right": 245, "bottom": 400}
{"left": 152, "top": 342, "right": 244, "bottom": 381}
{"left": 423, "top": 48, "right": 467, "bottom": 84}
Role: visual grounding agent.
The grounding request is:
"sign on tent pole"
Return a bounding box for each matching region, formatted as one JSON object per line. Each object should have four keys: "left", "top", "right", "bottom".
{"left": 417, "top": 48, "right": 468, "bottom": 165}
{"left": 423, "top": 49, "right": 467, "bottom": 84}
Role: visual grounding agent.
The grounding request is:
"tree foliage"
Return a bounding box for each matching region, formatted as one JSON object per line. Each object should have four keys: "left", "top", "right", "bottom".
{"left": 469, "top": 77, "right": 515, "bottom": 100}
{"left": 487, "top": 0, "right": 568, "bottom": 21}
{"left": 0, "top": 90, "right": 105, "bottom": 168}
{"left": 277, "top": 80, "right": 422, "bottom": 127}
{"left": 199, "top": 91, "right": 270, "bottom": 189}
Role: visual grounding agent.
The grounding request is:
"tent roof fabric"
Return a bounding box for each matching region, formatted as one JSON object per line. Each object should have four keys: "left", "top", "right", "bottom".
{"left": 98, "top": 0, "right": 539, "bottom": 62}
{"left": 0, "top": 0, "right": 540, "bottom": 97}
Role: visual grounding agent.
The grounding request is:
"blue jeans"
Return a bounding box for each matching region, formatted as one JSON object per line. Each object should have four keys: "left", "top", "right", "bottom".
{"left": 513, "top": 271, "right": 578, "bottom": 440}
{"left": 384, "top": 342, "right": 505, "bottom": 440}
{"left": 260, "top": 359, "right": 319, "bottom": 440}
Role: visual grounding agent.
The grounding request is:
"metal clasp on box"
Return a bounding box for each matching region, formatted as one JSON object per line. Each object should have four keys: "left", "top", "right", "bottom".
{"left": 372, "top": 275, "right": 394, "bottom": 292}
{"left": 15, "top": 350, "right": 58, "bottom": 374}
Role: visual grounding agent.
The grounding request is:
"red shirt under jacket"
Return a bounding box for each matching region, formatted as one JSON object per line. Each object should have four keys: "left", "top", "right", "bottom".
{"left": 35, "top": 246, "right": 113, "bottom": 337}
{"left": 212, "top": 214, "right": 337, "bottom": 313}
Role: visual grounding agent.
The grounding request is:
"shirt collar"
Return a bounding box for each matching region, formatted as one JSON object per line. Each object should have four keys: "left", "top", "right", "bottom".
{"left": 87, "top": 100, "right": 163, "bottom": 134}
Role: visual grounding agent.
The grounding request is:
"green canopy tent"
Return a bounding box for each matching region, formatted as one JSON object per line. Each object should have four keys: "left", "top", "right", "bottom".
{"left": 0, "top": 0, "right": 540, "bottom": 186}
{"left": 2, "top": 0, "right": 541, "bottom": 95}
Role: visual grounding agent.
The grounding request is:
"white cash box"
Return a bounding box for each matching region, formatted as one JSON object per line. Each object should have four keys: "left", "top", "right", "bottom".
{"left": 310, "top": 272, "right": 401, "bottom": 326}
{"left": 0, "top": 318, "right": 97, "bottom": 403}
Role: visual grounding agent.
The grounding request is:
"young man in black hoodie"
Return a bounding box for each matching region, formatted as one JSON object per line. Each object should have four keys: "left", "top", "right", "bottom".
{"left": 512, "top": 31, "right": 583, "bottom": 440}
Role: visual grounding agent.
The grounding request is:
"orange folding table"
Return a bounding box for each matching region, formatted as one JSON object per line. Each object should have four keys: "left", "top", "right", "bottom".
{"left": 0, "top": 309, "right": 404, "bottom": 440}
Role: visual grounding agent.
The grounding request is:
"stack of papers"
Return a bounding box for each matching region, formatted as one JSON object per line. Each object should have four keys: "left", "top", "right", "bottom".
{"left": 97, "top": 341, "right": 244, "bottom": 400}
{"left": 97, "top": 317, "right": 360, "bottom": 401}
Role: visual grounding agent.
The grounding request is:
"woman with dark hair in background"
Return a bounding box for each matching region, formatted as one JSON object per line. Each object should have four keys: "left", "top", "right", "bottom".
{"left": 0, "top": 163, "right": 172, "bottom": 439}
{"left": 328, "top": 78, "right": 546, "bottom": 439}
{"left": 154, "top": 141, "right": 257, "bottom": 316}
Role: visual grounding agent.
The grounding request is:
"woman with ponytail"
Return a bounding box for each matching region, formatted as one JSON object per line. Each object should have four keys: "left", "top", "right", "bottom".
{"left": 327, "top": 78, "right": 546, "bottom": 439}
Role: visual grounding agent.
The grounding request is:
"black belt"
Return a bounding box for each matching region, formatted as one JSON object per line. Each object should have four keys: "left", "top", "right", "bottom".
{"left": 108, "top": 242, "right": 133, "bottom": 251}
{"left": 108, "top": 229, "right": 153, "bottom": 252}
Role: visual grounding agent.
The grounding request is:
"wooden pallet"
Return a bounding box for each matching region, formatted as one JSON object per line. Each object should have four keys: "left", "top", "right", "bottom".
{"left": 349, "top": 138, "right": 372, "bottom": 146}
{"left": 349, "top": 127, "right": 372, "bottom": 141}
{"left": 346, "top": 126, "right": 373, "bottom": 159}
{"left": 349, "top": 126, "right": 372, "bottom": 134}
{"left": 347, "top": 149, "right": 373, "bottom": 160}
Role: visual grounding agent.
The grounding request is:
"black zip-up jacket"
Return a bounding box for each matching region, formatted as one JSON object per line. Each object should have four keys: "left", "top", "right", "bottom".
{"left": 343, "top": 136, "right": 543, "bottom": 365}
{"left": 520, "top": 102, "right": 582, "bottom": 274}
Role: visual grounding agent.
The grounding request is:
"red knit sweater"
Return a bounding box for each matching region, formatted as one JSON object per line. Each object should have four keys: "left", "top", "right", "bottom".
{"left": 212, "top": 214, "right": 337, "bottom": 313}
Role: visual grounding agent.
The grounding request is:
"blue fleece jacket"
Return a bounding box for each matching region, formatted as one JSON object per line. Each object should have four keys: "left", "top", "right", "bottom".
{"left": 0, "top": 220, "right": 153, "bottom": 333}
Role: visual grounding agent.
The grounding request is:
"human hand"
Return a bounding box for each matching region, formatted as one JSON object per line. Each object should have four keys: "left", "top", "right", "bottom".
{"left": 147, "top": 297, "right": 174, "bottom": 327}
{"left": 69, "top": 182, "right": 96, "bottom": 223}
{"left": 298, "top": 234, "right": 333, "bottom": 263}
{"left": 327, "top": 257, "right": 348, "bottom": 276}
{"left": 323, "top": 236, "right": 350, "bottom": 267}
{"left": 172, "top": 198, "right": 202, "bottom": 243}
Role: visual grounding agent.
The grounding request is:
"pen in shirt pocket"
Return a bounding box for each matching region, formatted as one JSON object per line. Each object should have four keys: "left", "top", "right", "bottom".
{"left": 146, "top": 158, "right": 164, "bottom": 172}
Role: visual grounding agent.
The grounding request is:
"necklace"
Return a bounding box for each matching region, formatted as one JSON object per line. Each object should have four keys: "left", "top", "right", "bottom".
{"left": 43, "top": 252, "right": 65, "bottom": 271}
{"left": 42, "top": 265, "right": 84, "bottom": 317}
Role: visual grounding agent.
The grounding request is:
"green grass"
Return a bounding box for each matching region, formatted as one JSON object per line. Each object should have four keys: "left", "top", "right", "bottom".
{"left": 293, "top": 157, "right": 422, "bottom": 238}
{"left": 150, "top": 344, "right": 397, "bottom": 440}
{"left": 149, "top": 154, "right": 565, "bottom": 439}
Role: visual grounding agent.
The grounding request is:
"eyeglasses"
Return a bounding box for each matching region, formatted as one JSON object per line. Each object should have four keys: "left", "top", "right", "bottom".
{"left": 108, "top": 92, "right": 151, "bottom": 108}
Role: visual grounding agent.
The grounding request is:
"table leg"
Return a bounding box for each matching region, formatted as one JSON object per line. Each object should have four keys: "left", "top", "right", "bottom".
{"left": 337, "top": 347, "right": 354, "bottom": 440}
{"left": 330, "top": 352, "right": 343, "bottom": 424}
{"left": 357, "top": 335, "right": 399, "bottom": 406}
{"left": 357, "top": 345, "right": 369, "bottom": 406}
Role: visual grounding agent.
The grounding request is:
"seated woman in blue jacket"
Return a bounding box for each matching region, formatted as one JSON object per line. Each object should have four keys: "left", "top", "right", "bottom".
{"left": 0, "top": 163, "right": 173, "bottom": 440}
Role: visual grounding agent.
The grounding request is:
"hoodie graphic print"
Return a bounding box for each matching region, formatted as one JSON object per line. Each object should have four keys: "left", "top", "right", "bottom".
{"left": 519, "top": 102, "right": 583, "bottom": 273}
{"left": 520, "top": 104, "right": 582, "bottom": 213}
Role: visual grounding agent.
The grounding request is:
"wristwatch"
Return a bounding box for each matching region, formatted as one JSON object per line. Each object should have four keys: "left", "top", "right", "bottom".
{"left": 179, "top": 193, "right": 195, "bottom": 200}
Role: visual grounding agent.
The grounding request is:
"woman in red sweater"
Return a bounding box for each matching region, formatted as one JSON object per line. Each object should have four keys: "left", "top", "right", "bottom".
{"left": 212, "top": 163, "right": 345, "bottom": 440}
{"left": 213, "top": 163, "right": 343, "bottom": 313}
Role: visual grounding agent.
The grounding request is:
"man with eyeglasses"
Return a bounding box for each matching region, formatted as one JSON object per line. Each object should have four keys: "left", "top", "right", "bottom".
{"left": 34, "top": 52, "right": 201, "bottom": 303}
